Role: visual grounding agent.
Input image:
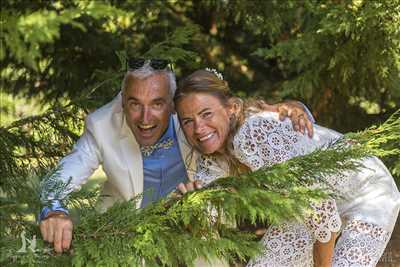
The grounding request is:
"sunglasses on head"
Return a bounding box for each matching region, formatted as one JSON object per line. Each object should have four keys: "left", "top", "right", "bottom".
{"left": 127, "top": 58, "right": 171, "bottom": 70}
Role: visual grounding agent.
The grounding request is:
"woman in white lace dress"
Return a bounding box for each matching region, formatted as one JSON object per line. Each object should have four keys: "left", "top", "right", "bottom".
{"left": 174, "top": 69, "right": 400, "bottom": 267}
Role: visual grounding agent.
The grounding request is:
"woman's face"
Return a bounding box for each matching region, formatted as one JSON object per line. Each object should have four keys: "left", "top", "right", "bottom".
{"left": 176, "top": 93, "right": 232, "bottom": 154}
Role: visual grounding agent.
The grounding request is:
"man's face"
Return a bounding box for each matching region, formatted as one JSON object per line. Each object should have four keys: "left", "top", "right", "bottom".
{"left": 122, "top": 73, "right": 173, "bottom": 146}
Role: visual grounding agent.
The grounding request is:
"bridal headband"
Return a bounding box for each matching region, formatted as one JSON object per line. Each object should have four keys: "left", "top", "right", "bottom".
{"left": 205, "top": 68, "right": 223, "bottom": 80}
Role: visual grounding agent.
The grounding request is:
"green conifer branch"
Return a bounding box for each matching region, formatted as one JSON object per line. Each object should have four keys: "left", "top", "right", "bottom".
{"left": 1, "top": 111, "right": 398, "bottom": 266}
{"left": 9, "top": 110, "right": 393, "bottom": 266}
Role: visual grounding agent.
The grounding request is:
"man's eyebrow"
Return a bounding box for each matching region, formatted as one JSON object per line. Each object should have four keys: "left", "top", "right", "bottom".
{"left": 126, "top": 96, "right": 139, "bottom": 102}
{"left": 152, "top": 97, "right": 167, "bottom": 103}
{"left": 126, "top": 97, "right": 166, "bottom": 102}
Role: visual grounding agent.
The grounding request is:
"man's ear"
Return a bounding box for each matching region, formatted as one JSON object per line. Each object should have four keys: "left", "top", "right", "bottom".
{"left": 121, "top": 92, "right": 125, "bottom": 108}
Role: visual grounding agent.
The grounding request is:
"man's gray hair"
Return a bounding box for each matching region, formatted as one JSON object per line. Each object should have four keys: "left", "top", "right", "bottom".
{"left": 121, "top": 62, "right": 177, "bottom": 98}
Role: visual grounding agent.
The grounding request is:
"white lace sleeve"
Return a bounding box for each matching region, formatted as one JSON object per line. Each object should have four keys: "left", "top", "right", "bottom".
{"left": 193, "top": 155, "right": 228, "bottom": 186}
{"left": 233, "top": 112, "right": 316, "bottom": 170}
{"left": 233, "top": 112, "right": 341, "bottom": 242}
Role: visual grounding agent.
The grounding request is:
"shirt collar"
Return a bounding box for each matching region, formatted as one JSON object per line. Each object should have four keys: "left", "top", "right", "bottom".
{"left": 140, "top": 116, "right": 176, "bottom": 157}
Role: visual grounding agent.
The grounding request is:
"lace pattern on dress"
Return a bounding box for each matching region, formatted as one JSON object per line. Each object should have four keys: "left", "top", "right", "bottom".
{"left": 306, "top": 199, "right": 341, "bottom": 242}
{"left": 246, "top": 222, "right": 314, "bottom": 267}
{"left": 232, "top": 112, "right": 342, "bottom": 243}
{"left": 332, "top": 219, "right": 391, "bottom": 267}
{"left": 232, "top": 112, "right": 315, "bottom": 171}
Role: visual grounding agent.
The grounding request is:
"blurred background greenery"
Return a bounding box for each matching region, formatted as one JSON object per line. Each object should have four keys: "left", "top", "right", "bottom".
{"left": 2, "top": 0, "right": 399, "bottom": 130}
{"left": 1, "top": 0, "right": 399, "bottom": 265}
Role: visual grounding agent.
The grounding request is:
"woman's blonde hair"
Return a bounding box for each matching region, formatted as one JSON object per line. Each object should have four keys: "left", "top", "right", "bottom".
{"left": 175, "top": 69, "right": 252, "bottom": 176}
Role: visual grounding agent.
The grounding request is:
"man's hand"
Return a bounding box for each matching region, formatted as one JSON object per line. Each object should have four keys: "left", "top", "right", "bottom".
{"left": 40, "top": 211, "right": 73, "bottom": 253}
{"left": 275, "top": 101, "right": 314, "bottom": 137}
{"left": 256, "top": 100, "right": 314, "bottom": 137}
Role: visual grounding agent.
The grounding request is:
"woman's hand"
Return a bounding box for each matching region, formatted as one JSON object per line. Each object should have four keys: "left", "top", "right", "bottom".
{"left": 176, "top": 180, "right": 203, "bottom": 195}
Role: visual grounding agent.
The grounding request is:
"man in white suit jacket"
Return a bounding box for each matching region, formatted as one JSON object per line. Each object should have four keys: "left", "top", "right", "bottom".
{"left": 39, "top": 60, "right": 314, "bottom": 263}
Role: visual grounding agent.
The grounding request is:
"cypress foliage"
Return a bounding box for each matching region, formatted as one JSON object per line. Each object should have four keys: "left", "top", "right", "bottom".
{"left": 1, "top": 110, "right": 398, "bottom": 266}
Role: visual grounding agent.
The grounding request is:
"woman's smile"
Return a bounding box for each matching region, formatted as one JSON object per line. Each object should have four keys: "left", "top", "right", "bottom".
{"left": 198, "top": 132, "right": 215, "bottom": 142}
